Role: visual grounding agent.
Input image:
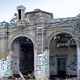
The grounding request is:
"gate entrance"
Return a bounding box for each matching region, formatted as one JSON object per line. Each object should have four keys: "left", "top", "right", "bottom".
{"left": 49, "top": 33, "right": 77, "bottom": 79}
{"left": 12, "top": 37, "right": 34, "bottom": 77}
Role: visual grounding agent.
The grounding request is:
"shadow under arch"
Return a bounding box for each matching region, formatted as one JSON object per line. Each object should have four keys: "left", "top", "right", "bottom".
{"left": 47, "top": 31, "right": 78, "bottom": 48}
{"left": 9, "top": 34, "right": 35, "bottom": 51}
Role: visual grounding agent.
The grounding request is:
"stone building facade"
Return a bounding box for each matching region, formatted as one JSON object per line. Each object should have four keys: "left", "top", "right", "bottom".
{"left": 0, "top": 5, "right": 80, "bottom": 80}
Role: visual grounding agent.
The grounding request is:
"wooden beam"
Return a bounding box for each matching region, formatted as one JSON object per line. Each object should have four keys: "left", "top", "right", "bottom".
{"left": 19, "top": 71, "right": 26, "bottom": 80}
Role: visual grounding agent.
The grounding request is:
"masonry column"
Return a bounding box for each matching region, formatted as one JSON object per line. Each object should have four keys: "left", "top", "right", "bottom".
{"left": 77, "top": 42, "right": 80, "bottom": 79}
{"left": 35, "top": 26, "right": 49, "bottom": 80}
{"left": 9, "top": 50, "right": 13, "bottom": 77}
{"left": 43, "top": 48, "right": 49, "bottom": 79}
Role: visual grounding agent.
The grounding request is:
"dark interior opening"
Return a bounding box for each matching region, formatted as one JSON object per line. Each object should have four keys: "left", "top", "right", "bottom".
{"left": 58, "top": 58, "right": 66, "bottom": 78}
{"left": 13, "top": 37, "right": 34, "bottom": 78}
{"left": 18, "top": 9, "right": 21, "bottom": 20}
{"left": 20, "top": 42, "right": 34, "bottom": 75}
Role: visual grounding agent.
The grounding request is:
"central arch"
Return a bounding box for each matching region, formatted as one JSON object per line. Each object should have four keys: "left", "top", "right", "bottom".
{"left": 10, "top": 36, "right": 34, "bottom": 78}
{"left": 49, "top": 32, "right": 77, "bottom": 79}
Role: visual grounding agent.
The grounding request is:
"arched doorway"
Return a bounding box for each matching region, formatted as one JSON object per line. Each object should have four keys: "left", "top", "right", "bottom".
{"left": 12, "top": 36, "right": 34, "bottom": 77}
{"left": 49, "top": 33, "right": 77, "bottom": 79}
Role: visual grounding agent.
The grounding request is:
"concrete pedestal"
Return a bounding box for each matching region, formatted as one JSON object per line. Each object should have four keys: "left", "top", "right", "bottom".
{"left": 9, "top": 51, "right": 13, "bottom": 77}
{"left": 35, "top": 49, "right": 49, "bottom": 80}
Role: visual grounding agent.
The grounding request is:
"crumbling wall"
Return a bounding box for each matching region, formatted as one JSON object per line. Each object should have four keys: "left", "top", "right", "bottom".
{"left": 0, "top": 55, "right": 10, "bottom": 76}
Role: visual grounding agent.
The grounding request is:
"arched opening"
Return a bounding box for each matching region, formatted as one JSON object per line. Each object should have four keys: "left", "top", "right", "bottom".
{"left": 12, "top": 36, "right": 34, "bottom": 77}
{"left": 49, "top": 33, "right": 77, "bottom": 79}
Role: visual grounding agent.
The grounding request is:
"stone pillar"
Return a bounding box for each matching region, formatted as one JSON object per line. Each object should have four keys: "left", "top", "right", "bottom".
{"left": 35, "top": 49, "right": 49, "bottom": 80}
{"left": 35, "top": 26, "right": 50, "bottom": 80}
{"left": 9, "top": 50, "right": 13, "bottom": 77}
{"left": 34, "top": 48, "right": 37, "bottom": 78}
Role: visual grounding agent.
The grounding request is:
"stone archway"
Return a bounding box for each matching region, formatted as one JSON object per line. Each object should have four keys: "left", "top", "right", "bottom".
{"left": 10, "top": 36, "right": 35, "bottom": 78}
{"left": 49, "top": 32, "right": 77, "bottom": 79}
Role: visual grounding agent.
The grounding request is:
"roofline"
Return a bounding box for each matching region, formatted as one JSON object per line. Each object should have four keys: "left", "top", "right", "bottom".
{"left": 26, "top": 10, "right": 53, "bottom": 17}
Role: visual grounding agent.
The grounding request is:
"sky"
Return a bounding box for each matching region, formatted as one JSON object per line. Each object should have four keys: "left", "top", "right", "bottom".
{"left": 0, "top": 0, "right": 80, "bottom": 22}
